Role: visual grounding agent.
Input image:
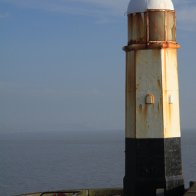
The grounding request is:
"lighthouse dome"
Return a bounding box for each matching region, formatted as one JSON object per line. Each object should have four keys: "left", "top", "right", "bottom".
{"left": 127, "top": 0, "right": 174, "bottom": 14}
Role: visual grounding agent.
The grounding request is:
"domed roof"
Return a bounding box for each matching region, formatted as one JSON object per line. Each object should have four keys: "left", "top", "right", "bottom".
{"left": 127, "top": 0, "right": 174, "bottom": 14}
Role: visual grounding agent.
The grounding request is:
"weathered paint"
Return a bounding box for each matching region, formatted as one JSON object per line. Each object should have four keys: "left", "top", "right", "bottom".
{"left": 125, "top": 9, "right": 180, "bottom": 139}
{"left": 127, "top": 10, "right": 176, "bottom": 45}
{"left": 125, "top": 51, "right": 136, "bottom": 138}
{"left": 135, "top": 49, "right": 164, "bottom": 138}
{"left": 124, "top": 42, "right": 180, "bottom": 51}
{"left": 162, "top": 49, "right": 181, "bottom": 138}
{"left": 124, "top": 0, "right": 184, "bottom": 195}
{"left": 125, "top": 48, "right": 181, "bottom": 139}
{"left": 128, "top": 13, "right": 146, "bottom": 44}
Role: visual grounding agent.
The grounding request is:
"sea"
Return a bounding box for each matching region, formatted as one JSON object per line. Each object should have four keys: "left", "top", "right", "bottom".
{"left": 0, "top": 130, "right": 195, "bottom": 196}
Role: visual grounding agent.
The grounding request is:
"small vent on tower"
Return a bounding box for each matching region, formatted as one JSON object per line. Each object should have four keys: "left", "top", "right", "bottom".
{"left": 145, "top": 94, "right": 155, "bottom": 104}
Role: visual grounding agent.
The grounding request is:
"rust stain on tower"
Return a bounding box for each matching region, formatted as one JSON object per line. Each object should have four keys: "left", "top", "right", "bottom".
{"left": 124, "top": 0, "right": 184, "bottom": 195}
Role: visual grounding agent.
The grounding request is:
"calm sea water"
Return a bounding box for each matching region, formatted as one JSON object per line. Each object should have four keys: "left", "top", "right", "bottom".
{"left": 0, "top": 130, "right": 195, "bottom": 196}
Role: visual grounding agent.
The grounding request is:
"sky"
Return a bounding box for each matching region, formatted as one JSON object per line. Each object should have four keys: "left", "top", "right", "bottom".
{"left": 0, "top": 0, "right": 196, "bottom": 133}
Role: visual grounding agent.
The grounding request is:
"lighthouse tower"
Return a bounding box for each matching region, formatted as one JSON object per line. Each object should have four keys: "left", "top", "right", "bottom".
{"left": 124, "top": 0, "right": 184, "bottom": 195}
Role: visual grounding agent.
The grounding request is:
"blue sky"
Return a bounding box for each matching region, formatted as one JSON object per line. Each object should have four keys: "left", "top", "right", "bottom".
{"left": 0, "top": 0, "right": 196, "bottom": 132}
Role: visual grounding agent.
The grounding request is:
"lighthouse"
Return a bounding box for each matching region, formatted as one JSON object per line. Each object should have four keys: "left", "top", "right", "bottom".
{"left": 123, "top": 0, "right": 184, "bottom": 195}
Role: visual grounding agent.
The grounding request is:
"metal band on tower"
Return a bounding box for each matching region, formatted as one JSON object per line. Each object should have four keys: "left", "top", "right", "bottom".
{"left": 123, "top": 0, "right": 184, "bottom": 195}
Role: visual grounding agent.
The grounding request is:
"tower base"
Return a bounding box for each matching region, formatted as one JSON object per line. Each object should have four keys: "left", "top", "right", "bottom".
{"left": 124, "top": 138, "right": 184, "bottom": 196}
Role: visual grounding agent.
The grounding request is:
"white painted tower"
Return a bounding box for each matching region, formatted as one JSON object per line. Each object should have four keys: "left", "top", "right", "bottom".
{"left": 124, "top": 0, "right": 184, "bottom": 195}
